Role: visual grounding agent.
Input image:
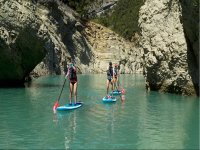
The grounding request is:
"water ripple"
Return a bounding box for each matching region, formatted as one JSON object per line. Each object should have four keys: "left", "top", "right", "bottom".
{"left": 0, "top": 75, "right": 199, "bottom": 149}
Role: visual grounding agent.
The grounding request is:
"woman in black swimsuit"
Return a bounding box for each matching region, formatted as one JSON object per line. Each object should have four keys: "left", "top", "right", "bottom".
{"left": 106, "top": 62, "right": 114, "bottom": 96}
{"left": 65, "top": 58, "right": 78, "bottom": 104}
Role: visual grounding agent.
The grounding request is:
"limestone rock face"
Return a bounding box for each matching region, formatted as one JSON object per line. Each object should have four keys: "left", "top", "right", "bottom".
{"left": 139, "top": 0, "right": 199, "bottom": 95}
{"left": 84, "top": 21, "right": 143, "bottom": 74}
{"left": 31, "top": 0, "right": 92, "bottom": 76}
{"left": 31, "top": 1, "right": 94, "bottom": 76}
{"left": 0, "top": 0, "right": 141, "bottom": 85}
{"left": 35, "top": 20, "right": 144, "bottom": 75}
{"left": 0, "top": 0, "right": 94, "bottom": 82}
{"left": 0, "top": 0, "right": 47, "bottom": 86}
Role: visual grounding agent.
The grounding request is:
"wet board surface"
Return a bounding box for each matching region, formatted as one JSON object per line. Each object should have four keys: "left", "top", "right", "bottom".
{"left": 57, "top": 102, "right": 83, "bottom": 110}
{"left": 110, "top": 90, "right": 121, "bottom": 95}
{"left": 102, "top": 96, "right": 117, "bottom": 102}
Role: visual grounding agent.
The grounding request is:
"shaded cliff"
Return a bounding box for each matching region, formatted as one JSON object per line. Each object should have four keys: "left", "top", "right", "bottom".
{"left": 0, "top": 0, "right": 47, "bottom": 86}
{"left": 139, "top": 0, "right": 199, "bottom": 96}
{"left": 179, "top": 0, "right": 199, "bottom": 95}
{"left": 0, "top": 0, "right": 94, "bottom": 83}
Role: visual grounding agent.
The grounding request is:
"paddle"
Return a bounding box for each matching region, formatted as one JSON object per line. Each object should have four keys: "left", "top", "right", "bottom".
{"left": 53, "top": 78, "right": 67, "bottom": 113}
{"left": 116, "top": 79, "right": 126, "bottom": 101}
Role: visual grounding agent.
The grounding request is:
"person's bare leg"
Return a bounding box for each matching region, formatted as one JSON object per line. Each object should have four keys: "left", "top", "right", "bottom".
{"left": 117, "top": 78, "right": 119, "bottom": 90}
{"left": 106, "top": 80, "right": 110, "bottom": 95}
{"left": 69, "top": 82, "right": 73, "bottom": 104}
{"left": 111, "top": 82, "right": 114, "bottom": 97}
{"left": 73, "top": 82, "right": 78, "bottom": 104}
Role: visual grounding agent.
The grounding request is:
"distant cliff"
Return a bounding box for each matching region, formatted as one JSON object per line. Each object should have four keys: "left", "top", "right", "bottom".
{"left": 91, "top": 0, "right": 144, "bottom": 40}
{"left": 83, "top": 21, "right": 143, "bottom": 73}
{"left": 139, "top": 0, "right": 199, "bottom": 96}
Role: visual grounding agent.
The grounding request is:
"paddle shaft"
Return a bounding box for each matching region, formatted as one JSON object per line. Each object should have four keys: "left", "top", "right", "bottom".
{"left": 57, "top": 78, "right": 66, "bottom": 102}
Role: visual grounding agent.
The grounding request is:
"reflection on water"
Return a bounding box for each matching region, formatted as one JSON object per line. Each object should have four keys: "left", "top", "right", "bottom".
{"left": 53, "top": 111, "right": 78, "bottom": 149}
{"left": 0, "top": 75, "right": 198, "bottom": 149}
{"left": 25, "top": 82, "right": 62, "bottom": 88}
{"left": 58, "top": 111, "right": 78, "bottom": 150}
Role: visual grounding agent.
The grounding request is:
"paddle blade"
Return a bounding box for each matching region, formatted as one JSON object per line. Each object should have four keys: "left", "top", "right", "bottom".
{"left": 53, "top": 101, "right": 59, "bottom": 113}
{"left": 121, "top": 88, "right": 126, "bottom": 94}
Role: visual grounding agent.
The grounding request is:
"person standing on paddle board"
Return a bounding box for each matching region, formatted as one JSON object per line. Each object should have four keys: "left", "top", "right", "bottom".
{"left": 113, "top": 63, "right": 120, "bottom": 91}
{"left": 65, "top": 58, "right": 78, "bottom": 104}
{"left": 106, "top": 62, "right": 114, "bottom": 96}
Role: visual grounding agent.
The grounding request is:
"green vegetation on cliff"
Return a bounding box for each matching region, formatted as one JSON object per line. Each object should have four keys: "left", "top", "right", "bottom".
{"left": 93, "top": 0, "right": 145, "bottom": 40}
{"left": 60, "top": 0, "right": 145, "bottom": 40}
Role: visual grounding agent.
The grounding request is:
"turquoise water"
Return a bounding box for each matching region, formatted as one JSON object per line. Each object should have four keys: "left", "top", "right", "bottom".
{"left": 0, "top": 74, "right": 199, "bottom": 149}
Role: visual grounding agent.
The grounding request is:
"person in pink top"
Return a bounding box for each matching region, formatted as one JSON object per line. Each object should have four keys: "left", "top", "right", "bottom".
{"left": 65, "top": 58, "right": 78, "bottom": 104}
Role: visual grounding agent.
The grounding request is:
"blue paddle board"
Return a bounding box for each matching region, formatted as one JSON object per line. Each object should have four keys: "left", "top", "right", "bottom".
{"left": 110, "top": 90, "right": 121, "bottom": 95}
{"left": 102, "top": 96, "right": 116, "bottom": 102}
{"left": 57, "top": 102, "right": 83, "bottom": 110}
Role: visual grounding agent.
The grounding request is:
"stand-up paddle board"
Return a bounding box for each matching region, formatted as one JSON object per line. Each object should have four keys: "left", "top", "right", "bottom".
{"left": 102, "top": 96, "right": 116, "bottom": 102}
{"left": 110, "top": 90, "right": 121, "bottom": 95}
{"left": 57, "top": 102, "right": 83, "bottom": 110}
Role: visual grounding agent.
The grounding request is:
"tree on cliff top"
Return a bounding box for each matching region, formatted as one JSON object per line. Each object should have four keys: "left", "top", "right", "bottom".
{"left": 93, "top": 0, "right": 145, "bottom": 40}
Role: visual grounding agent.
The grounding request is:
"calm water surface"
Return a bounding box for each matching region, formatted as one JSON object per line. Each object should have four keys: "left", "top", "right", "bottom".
{"left": 0, "top": 74, "right": 199, "bottom": 149}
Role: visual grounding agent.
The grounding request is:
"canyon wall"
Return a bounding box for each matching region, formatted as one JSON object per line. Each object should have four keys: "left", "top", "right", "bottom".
{"left": 139, "top": 0, "right": 199, "bottom": 95}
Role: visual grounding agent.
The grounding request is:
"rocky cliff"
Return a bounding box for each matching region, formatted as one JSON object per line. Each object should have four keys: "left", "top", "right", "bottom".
{"left": 0, "top": 0, "right": 48, "bottom": 86}
{"left": 0, "top": 0, "right": 142, "bottom": 85}
{"left": 84, "top": 21, "right": 143, "bottom": 73}
{"left": 31, "top": 1, "right": 93, "bottom": 76}
{"left": 1, "top": 0, "right": 198, "bottom": 96}
{"left": 180, "top": 0, "right": 199, "bottom": 95}
{"left": 0, "top": 0, "right": 94, "bottom": 83}
{"left": 33, "top": 1, "right": 143, "bottom": 75}
{"left": 35, "top": 20, "right": 143, "bottom": 75}
{"left": 139, "top": 0, "right": 199, "bottom": 96}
